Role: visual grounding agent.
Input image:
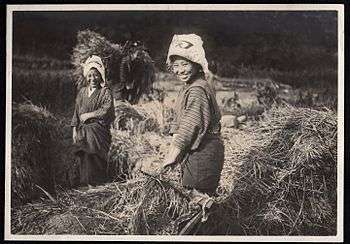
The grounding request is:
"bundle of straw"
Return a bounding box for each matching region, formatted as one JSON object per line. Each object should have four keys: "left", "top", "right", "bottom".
{"left": 130, "top": 175, "right": 192, "bottom": 234}
{"left": 12, "top": 102, "right": 63, "bottom": 206}
{"left": 226, "top": 105, "right": 337, "bottom": 235}
{"left": 71, "top": 30, "right": 122, "bottom": 90}
{"left": 12, "top": 104, "right": 337, "bottom": 236}
{"left": 71, "top": 30, "right": 155, "bottom": 104}
{"left": 11, "top": 172, "right": 193, "bottom": 235}
{"left": 11, "top": 179, "right": 145, "bottom": 234}
{"left": 119, "top": 47, "right": 156, "bottom": 104}
{"left": 113, "top": 100, "right": 159, "bottom": 134}
{"left": 136, "top": 100, "right": 176, "bottom": 135}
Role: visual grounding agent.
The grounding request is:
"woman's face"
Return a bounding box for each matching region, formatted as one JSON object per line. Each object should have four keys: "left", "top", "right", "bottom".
{"left": 86, "top": 68, "right": 102, "bottom": 89}
{"left": 172, "top": 57, "right": 199, "bottom": 83}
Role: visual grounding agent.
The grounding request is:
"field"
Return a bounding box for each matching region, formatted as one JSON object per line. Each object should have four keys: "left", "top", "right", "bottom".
{"left": 10, "top": 55, "right": 338, "bottom": 236}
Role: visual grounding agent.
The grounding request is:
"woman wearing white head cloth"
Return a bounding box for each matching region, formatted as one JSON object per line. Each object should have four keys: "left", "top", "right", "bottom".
{"left": 162, "top": 34, "right": 224, "bottom": 196}
{"left": 71, "top": 55, "right": 115, "bottom": 187}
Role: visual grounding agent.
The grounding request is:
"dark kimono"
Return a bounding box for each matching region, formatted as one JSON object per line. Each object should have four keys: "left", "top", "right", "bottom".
{"left": 172, "top": 76, "right": 224, "bottom": 195}
{"left": 71, "top": 86, "right": 115, "bottom": 185}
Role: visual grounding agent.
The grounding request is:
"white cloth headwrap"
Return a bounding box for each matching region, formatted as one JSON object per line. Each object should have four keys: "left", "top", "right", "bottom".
{"left": 83, "top": 55, "right": 106, "bottom": 86}
{"left": 166, "top": 34, "right": 209, "bottom": 75}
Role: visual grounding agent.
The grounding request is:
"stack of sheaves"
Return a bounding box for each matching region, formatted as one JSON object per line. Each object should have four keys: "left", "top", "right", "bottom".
{"left": 11, "top": 102, "right": 64, "bottom": 206}
{"left": 11, "top": 105, "right": 338, "bottom": 236}
{"left": 71, "top": 29, "right": 122, "bottom": 90}
{"left": 71, "top": 29, "right": 155, "bottom": 104}
{"left": 225, "top": 105, "right": 338, "bottom": 235}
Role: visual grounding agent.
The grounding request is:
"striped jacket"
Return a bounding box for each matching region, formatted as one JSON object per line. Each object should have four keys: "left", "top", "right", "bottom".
{"left": 172, "top": 77, "right": 221, "bottom": 151}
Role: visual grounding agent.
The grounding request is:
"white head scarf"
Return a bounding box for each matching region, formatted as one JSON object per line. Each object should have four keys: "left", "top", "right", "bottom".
{"left": 83, "top": 55, "right": 106, "bottom": 87}
{"left": 166, "top": 34, "right": 209, "bottom": 75}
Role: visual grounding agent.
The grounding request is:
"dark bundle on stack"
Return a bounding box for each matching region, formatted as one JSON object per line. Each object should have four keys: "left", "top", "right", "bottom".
{"left": 118, "top": 40, "right": 156, "bottom": 104}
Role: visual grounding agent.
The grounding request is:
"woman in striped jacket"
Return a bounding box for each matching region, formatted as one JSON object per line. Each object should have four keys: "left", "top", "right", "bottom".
{"left": 162, "top": 34, "right": 224, "bottom": 196}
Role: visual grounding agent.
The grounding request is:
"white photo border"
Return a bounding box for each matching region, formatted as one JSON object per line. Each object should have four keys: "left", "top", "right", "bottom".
{"left": 5, "top": 4, "right": 345, "bottom": 242}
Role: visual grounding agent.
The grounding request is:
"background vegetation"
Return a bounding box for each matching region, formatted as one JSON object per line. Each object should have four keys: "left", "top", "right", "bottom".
{"left": 13, "top": 11, "right": 337, "bottom": 93}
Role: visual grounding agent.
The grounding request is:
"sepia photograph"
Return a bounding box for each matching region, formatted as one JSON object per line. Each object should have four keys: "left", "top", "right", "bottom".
{"left": 5, "top": 4, "right": 344, "bottom": 242}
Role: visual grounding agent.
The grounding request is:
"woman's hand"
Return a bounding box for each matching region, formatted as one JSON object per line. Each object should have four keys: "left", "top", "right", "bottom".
{"left": 80, "top": 112, "right": 94, "bottom": 123}
{"left": 72, "top": 127, "right": 77, "bottom": 143}
{"left": 161, "top": 157, "right": 177, "bottom": 174}
{"left": 161, "top": 146, "right": 183, "bottom": 175}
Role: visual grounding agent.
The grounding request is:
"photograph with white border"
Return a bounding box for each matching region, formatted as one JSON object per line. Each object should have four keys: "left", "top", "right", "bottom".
{"left": 5, "top": 4, "right": 344, "bottom": 242}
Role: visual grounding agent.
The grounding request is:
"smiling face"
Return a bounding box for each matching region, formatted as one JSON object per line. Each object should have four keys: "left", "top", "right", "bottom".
{"left": 86, "top": 68, "right": 103, "bottom": 90}
{"left": 171, "top": 56, "right": 200, "bottom": 83}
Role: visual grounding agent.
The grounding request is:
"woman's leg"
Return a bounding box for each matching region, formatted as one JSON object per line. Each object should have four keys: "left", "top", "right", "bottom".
{"left": 182, "top": 138, "right": 224, "bottom": 196}
{"left": 89, "top": 154, "right": 107, "bottom": 185}
{"left": 78, "top": 152, "right": 91, "bottom": 186}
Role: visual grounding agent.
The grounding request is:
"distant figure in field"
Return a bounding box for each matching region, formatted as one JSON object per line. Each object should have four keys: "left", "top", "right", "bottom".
{"left": 71, "top": 55, "right": 115, "bottom": 187}
{"left": 222, "top": 91, "right": 241, "bottom": 112}
{"left": 297, "top": 89, "right": 314, "bottom": 107}
{"left": 256, "top": 81, "right": 278, "bottom": 107}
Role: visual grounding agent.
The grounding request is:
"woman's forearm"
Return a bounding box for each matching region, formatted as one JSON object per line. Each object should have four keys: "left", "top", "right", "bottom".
{"left": 72, "top": 126, "right": 77, "bottom": 143}
{"left": 86, "top": 111, "right": 98, "bottom": 119}
{"left": 164, "top": 144, "right": 185, "bottom": 168}
{"left": 80, "top": 111, "right": 98, "bottom": 122}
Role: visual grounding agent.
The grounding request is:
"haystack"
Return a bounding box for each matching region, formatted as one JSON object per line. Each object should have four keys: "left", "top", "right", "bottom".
{"left": 12, "top": 102, "right": 79, "bottom": 206}
{"left": 128, "top": 105, "right": 338, "bottom": 235}
{"left": 71, "top": 30, "right": 122, "bottom": 90}
{"left": 11, "top": 105, "right": 337, "bottom": 236}
{"left": 113, "top": 100, "right": 175, "bottom": 135}
{"left": 12, "top": 103, "right": 62, "bottom": 206}
{"left": 225, "top": 105, "right": 337, "bottom": 235}
{"left": 107, "top": 124, "right": 172, "bottom": 182}
{"left": 71, "top": 30, "right": 155, "bottom": 104}
{"left": 11, "top": 179, "right": 145, "bottom": 234}
{"left": 113, "top": 101, "right": 159, "bottom": 134}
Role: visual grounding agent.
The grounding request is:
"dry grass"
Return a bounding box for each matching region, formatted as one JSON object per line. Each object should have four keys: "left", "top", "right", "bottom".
{"left": 218, "top": 127, "right": 257, "bottom": 195}
{"left": 224, "top": 105, "right": 337, "bottom": 235}
{"left": 71, "top": 30, "right": 122, "bottom": 89}
{"left": 11, "top": 179, "right": 144, "bottom": 234}
{"left": 71, "top": 30, "right": 156, "bottom": 104}
{"left": 12, "top": 102, "right": 63, "bottom": 206}
{"left": 11, "top": 101, "right": 337, "bottom": 236}
{"left": 113, "top": 100, "right": 175, "bottom": 135}
{"left": 12, "top": 102, "right": 81, "bottom": 206}
{"left": 11, "top": 172, "right": 188, "bottom": 235}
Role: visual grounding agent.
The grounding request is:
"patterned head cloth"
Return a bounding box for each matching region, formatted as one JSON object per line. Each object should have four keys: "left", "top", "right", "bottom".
{"left": 83, "top": 55, "right": 106, "bottom": 86}
{"left": 166, "top": 34, "right": 209, "bottom": 75}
